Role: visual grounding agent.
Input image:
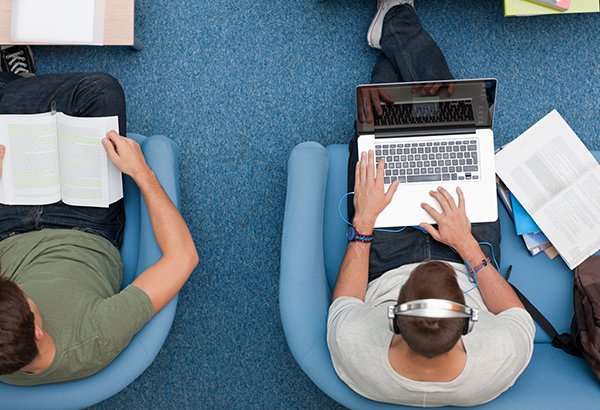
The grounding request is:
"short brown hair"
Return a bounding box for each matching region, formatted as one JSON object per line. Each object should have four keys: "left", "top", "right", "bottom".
{"left": 396, "top": 261, "right": 467, "bottom": 358}
{"left": 0, "top": 276, "right": 38, "bottom": 374}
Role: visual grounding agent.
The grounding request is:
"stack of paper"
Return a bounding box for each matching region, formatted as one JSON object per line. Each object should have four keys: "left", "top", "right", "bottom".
{"left": 10, "top": 0, "right": 105, "bottom": 44}
{"left": 495, "top": 110, "right": 600, "bottom": 270}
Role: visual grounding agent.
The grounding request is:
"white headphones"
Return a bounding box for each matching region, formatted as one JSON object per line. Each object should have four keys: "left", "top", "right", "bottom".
{"left": 388, "top": 298, "right": 479, "bottom": 335}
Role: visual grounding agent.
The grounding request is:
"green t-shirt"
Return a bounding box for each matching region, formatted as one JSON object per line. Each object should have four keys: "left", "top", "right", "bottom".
{"left": 0, "top": 229, "right": 154, "bottom": 386}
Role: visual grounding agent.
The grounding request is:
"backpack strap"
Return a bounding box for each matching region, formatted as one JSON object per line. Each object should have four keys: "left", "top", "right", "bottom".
{"left": 509, "top": 283, "right": 583, "bottom": 358}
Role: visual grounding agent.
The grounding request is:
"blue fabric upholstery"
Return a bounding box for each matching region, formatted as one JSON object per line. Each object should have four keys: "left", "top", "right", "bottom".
{"left": 280, "top": 142, "right": 600, "bottom": 409}
{"left": 0, "top": 134, "right": 181, "bottom": 410}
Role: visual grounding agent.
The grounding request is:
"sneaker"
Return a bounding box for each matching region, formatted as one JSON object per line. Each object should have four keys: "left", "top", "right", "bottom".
{"left": 367, "top": 0, "right": 415, "bottom": 49}
{"left": 1, "top": 45, "right": 35, "bottom": 76}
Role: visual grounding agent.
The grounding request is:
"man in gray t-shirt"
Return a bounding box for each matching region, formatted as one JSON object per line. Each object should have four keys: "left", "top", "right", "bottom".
{"left": 328, "top": 259, "right": 534, "bottom": 406}
{"left": 328, "top": 151, "right": 534, "bottom": 407}
{"left": 327, "top": 4, "right": 534, "bottom": 405}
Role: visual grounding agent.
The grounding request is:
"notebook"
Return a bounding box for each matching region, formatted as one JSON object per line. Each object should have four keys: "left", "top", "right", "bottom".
{"left": 356, "top": 79, "right": 499, "bottom": 228}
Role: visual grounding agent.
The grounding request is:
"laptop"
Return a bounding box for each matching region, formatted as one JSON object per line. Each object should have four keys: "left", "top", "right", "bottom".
{"left": 356, "top": 78, "right": 498, "bottom": 228}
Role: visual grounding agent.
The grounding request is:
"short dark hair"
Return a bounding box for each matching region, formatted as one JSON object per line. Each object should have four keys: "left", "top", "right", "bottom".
{"left": 396, "top": 261, "right": 467, "bottom": 358}
{"left": 0, "top": 276, "right": 38, "bottom": 375}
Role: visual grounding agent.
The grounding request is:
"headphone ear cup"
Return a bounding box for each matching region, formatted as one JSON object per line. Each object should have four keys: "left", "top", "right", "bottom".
{"left": 462, "top": 317, "right": 473, "bottom": 335}
{"left": 393, "top": 318, "right": 401, "bottom": 335}
{"left": 389, "top": 314, "right": 401, "bottom": 334}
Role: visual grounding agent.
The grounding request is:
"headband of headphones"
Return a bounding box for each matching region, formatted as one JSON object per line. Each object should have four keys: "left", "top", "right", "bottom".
{"left": 388, "top": 298, "right": 479, "bottom": 335}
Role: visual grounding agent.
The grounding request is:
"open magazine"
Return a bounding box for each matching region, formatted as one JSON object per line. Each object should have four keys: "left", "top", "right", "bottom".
{"left": 0, "top": 112, "right": 122, "bottom": 207}
{"left": 495, "top": 110, "right": 600, "bottom": 269}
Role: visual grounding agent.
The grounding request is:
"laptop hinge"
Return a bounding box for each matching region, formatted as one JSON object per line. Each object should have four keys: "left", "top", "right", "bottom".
{"left": 374, "top": 126, "right": 477, "bottom": 139}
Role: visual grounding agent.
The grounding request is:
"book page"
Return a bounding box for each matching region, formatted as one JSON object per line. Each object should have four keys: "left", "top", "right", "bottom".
{"left": 56, "top": 113, "right": 122, "bottom": 207}
{"left": 496, "top": 110, "right": 598, "bottom": 214}
{"left": 496, "top": 110, "right": 600, "bottom": 269}
{"left": 0, "top": 113, "right": 61, "bottom": 205}
{"left": 533, "top": 168, "right": 600, "bottom": 269}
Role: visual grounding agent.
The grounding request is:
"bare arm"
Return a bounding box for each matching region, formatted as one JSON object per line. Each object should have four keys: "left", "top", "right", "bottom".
{"left": 419, "top": 187, "right": 524, "bottom": 314}
{"left": 103, "top": 131, "right": 198, "bottom": 314}
{"left": 331, "top": 150, "right": 398, "bottom": 302}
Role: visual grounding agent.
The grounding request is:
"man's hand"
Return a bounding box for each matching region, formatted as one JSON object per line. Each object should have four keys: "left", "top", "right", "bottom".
{"left": 102, "top": 131, "right": 151, "bottom": 182}
{"left": 352, "top": 150, "right": 399, "bottom": 233}
{"left": 332, "top": 150, "right": 398, "bottom": 302}
{"left": 421, "top": 188, "right": 526, "bottom": 314}
{"left": 419, "top": 186, "right": 477, "bottom": 255}
{"left": 111, "top": 132, "right": 198, "bottom": 314}
{"left": 357, "top": 87, "right": 395, "bottom": 124}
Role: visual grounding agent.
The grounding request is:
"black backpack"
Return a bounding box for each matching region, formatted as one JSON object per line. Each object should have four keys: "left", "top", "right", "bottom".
{"left": 509, "top": 255, "right": 600, "bottom": 382}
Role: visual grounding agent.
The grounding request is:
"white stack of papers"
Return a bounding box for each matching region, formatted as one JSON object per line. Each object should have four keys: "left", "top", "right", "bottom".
{"left": 496, "top": 110, "right": 600, "bottom": 269}
{"left": 10, "top": 0, "right": 105, "bottom": 44}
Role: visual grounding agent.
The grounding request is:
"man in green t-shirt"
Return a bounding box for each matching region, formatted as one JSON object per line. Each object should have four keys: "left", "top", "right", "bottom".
{"left": 0, "top": 72, "right": 198, "bottom": 385}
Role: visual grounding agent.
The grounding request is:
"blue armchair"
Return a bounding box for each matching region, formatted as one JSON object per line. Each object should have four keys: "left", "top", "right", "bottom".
{"left": 280, "top": 142, "right": 600, "bottom": 409}
{"left": 0, "top": 134, "right": 181, "bottom": 410}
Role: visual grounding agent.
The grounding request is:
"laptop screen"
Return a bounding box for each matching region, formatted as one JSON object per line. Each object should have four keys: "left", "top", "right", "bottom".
{"left": 356, "top": 79, "right": 497, "bottom": 135}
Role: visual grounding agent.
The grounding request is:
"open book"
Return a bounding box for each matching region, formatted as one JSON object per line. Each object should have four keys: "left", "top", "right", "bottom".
{"left": 0, "top": 112, "right": 122, "bottom": 207}
{"left": 495, "top": 110, "right": 600, "bottom": 269}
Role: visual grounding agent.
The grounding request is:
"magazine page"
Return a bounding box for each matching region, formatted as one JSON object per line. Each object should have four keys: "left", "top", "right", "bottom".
{"left": 496, "top": 110, "right": 600, "bottom": 269}
{"left": 56, "top": 113, "right": 122, "bottom": 207}
{"left": 0, "top": 112, "right": 62, "bottom": 205}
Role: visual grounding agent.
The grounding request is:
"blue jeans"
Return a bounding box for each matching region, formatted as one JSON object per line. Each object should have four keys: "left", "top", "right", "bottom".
{"left": 347, "top": 5, "right": 500, "bottom": 282}
{"left": 0, "top": 72, "right": 127, "bottom": 248}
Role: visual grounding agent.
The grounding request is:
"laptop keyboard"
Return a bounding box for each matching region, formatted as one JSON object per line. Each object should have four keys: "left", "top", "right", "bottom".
{"left": 374, "top": 139, "right": 480, "bottom": 185}
{"left": 374, "top": 100, "right": 475, "bottom": 126}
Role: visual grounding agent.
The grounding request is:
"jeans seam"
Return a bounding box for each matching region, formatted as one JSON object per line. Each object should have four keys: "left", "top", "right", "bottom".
{"left": 394, "top": 33, "right": 416, "bottom": 82}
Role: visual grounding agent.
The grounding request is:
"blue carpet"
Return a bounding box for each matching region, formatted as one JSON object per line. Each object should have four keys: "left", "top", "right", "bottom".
{"left": 26, "top": 0, "right": 600, "bottom": 408}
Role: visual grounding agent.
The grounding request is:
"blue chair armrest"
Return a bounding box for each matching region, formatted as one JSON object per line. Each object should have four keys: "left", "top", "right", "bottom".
{"left": 280, "top": 142, "right": 331, "bottom": 366}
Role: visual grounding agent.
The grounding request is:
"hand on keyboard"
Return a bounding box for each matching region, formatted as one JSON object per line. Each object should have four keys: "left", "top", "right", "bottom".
{"left": 352, "top": 150, "right": 400, "bottom": 231}
{"left": 418, "top": 186, "right": 476, "bottom": 255}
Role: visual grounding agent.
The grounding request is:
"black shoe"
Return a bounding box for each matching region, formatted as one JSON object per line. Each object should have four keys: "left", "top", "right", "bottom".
{"left": 1, "top": 45, "right": 35, "bottom": 75}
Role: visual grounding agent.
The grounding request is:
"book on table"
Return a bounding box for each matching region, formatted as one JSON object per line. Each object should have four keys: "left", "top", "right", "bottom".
{"left": 0, "top": 112, "right": 122, "bottom": 208}
{"left": 495, "top": 109, "right": 600, "bottom": 269}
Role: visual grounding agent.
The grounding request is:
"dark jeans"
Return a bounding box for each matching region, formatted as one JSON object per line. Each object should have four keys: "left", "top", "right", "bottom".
{"left": 348, "top": 5, "right": 500, "bottom": 282}
{"left": 0, "top": 72, "right": 127, "bottom": 249}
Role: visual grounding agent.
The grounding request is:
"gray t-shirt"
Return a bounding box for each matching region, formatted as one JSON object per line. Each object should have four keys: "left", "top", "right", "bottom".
{"left": 327, "top": 261, "right": 535, "bottom": 407}
{"left": 0, "top": 229, "right": 155, "bottom": 386}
